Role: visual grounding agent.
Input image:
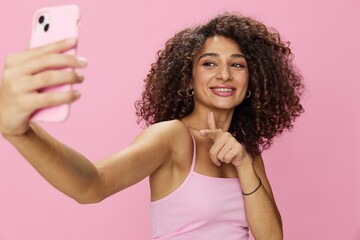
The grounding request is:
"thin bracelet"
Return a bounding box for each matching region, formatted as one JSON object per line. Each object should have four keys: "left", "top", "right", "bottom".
{"left": 242, "top": 177, "right": 262, "bottom": 196}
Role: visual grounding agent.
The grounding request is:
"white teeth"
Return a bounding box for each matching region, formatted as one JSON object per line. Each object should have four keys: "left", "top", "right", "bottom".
{"left": 212, "top": 88, "right": 233, "bottom": 92}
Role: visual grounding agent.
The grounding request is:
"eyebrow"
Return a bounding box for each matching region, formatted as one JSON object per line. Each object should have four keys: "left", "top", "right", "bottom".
{"left": 197, "top": 52, "right": 246, "bottom": 62}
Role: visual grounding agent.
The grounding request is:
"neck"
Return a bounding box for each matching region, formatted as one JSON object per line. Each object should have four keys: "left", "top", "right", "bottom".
{"left": 182, "top": 107, "right": 234, "bottom": 131}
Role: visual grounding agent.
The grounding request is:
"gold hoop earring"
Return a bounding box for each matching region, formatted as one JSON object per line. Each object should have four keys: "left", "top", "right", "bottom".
{"left": 186, "top": 88, "right": 194, "bottom": 97}
{"left": 245, "top": 90, "right": 251, "bottom": 98}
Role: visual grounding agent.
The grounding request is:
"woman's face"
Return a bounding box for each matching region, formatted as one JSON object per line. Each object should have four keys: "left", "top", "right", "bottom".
{"left": 191, "top": 35, "right": 249, "bottom": 112}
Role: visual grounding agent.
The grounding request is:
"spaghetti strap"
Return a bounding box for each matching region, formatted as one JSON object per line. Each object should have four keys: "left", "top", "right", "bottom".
{"left": 189, "top": 132, "right": 197, "bottom": 173}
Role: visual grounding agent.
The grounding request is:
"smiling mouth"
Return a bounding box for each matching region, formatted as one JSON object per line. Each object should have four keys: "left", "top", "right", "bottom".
{"left": 211, "top": 87, "right": 234, "bottom": 92}
{"left": 209, "top": 87, "right": 236, "bottom": 96}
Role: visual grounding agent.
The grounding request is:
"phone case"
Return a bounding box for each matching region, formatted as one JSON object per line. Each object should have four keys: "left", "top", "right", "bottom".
{"left": 30, "top": 4, "right": 80, "bottom": 122}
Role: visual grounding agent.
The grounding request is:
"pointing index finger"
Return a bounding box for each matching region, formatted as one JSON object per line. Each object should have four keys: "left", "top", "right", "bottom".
{"left": 200, "top": 112, "right": 221, "bottom": 141}
{"left": 207, "top": 112, "right": 217, "bottom": 130}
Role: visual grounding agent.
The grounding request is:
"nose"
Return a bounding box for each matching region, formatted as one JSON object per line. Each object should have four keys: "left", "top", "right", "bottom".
{"left": 216, "top": 65, "right": 231, "bottom": 81}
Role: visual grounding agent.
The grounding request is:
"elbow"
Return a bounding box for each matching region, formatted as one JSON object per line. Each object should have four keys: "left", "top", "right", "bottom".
{"left": 75, "top": 195, "right": 105, "bottom": 204}
{"left": 73, "top": 187, "right": 107, "bottom": 204}
{"left": 75, "top": 196, "right": 103, "bottom": 205}
{"left": 71, "top": 171, "right": 114, "bottom": 204}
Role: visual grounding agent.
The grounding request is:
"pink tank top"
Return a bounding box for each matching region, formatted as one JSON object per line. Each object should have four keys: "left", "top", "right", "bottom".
{"left": 150, "top": 134, "right": 249, "bottom": 240}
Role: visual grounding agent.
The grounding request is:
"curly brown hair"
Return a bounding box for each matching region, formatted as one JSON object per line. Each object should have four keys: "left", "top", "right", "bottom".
{"left": 135, "top": 13, "right": 304, "bottom": 156}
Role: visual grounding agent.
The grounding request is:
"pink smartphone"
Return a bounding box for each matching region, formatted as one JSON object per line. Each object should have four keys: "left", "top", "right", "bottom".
{"left": 30, "top": 5, "right": 80, "bottom": 122}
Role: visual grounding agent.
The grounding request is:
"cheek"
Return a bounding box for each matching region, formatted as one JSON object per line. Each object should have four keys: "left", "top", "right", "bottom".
{"left": 192, "top": 69, "right": 212, "bottom": 88}
{"left": 234, "top": 72, "right": 249, "bottom": 88}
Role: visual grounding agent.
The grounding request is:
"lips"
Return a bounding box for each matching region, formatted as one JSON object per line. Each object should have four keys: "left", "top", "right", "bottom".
{"left": 209, "top": 86, "right": 236, "bottom": 96}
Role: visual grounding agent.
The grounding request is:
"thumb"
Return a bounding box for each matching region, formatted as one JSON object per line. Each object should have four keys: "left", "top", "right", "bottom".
{"left": 199, "top": 129, "right": 218, "bottom": 141}
{"left": 200, "top": 128, "right": 217, "bottom": 137}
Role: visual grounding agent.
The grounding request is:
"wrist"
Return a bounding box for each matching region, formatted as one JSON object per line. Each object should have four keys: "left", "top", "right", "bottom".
{"left": 234, "top": 156, "right": 253, "bottom": 173}
{"left": 235, "top": 158, "right": 258, "bottom": 181}
{"left": 2, "top": 126, "right": 32, "bottom": 142}
{"left": 235, "top": 161, "right": 262, "bottom": 196}
{"left": 0, "top": 124, "right": 31, "bottom": 139}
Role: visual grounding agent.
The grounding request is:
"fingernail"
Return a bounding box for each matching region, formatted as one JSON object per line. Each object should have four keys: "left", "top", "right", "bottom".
{"left": 77, "top": 73, "right": 84, "bottom": 82}
{"left": 77, "top": 57, "right": 88, "bottom": 67}
{"left": 74, "top": 91, "right": 81, "bottom": 98}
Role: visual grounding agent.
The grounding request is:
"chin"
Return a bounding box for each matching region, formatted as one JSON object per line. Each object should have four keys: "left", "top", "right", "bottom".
{"left": 211, "top": 104, "right": 237, "bottom": 111}
{"left": 211, "top": 101, "right": 243, "bottom": 110}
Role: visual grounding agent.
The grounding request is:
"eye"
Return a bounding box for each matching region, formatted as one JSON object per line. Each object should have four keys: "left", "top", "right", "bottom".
{"left": 231, "top": 62, "right": 245, "bottom": 68}
{"left": 202, "top": 61, "right": 217, "bottom": 67}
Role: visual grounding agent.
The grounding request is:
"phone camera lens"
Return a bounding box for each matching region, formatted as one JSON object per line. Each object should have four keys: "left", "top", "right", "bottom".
{"left": 44, "top": 24, "right": 50, "bottom": 32}
{"left": 38, "top": 15, "right": 45, "bottom": 24}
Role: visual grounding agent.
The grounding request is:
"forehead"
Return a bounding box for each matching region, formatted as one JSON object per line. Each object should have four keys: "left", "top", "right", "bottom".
{"left": 200, "top": 35, "right": 242, "bottom": 54}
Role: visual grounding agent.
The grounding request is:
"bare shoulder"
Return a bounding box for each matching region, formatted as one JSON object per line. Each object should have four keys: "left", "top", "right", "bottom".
{"left": 141, "top": 119, "right": 188, "bottom": 134}
{"left": 145, "top": 119, "right": 194, "bottom": 165}
{"left": 134, "top": 119, "right": 191, "bottom": 151}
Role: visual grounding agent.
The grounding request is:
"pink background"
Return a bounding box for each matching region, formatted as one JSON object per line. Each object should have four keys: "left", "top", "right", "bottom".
{"left": 1, "top": 0, "right": 359, "bottom": 239}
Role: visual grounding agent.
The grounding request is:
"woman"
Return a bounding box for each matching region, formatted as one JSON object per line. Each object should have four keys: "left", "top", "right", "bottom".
{"left": 0, "top": 13, "right": 304, "bottom": 239}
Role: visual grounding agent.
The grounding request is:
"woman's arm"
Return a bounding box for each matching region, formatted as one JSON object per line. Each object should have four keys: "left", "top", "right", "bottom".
{"left": 236, "top": 155, "right": 283, "bottom": 240}
{"left": 3, "top": 121, "right": 175, "bottom": 204}
{"left": 0, "top": 38, "right": 174, "bottom": 204}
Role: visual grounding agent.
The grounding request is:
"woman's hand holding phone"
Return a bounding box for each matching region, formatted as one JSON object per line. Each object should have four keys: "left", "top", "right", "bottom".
{"left": 0, "top": 39, "right": 87, "bottom": 137}
{"left": 29, "top": 5, "right": 81, "bottom": 122}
